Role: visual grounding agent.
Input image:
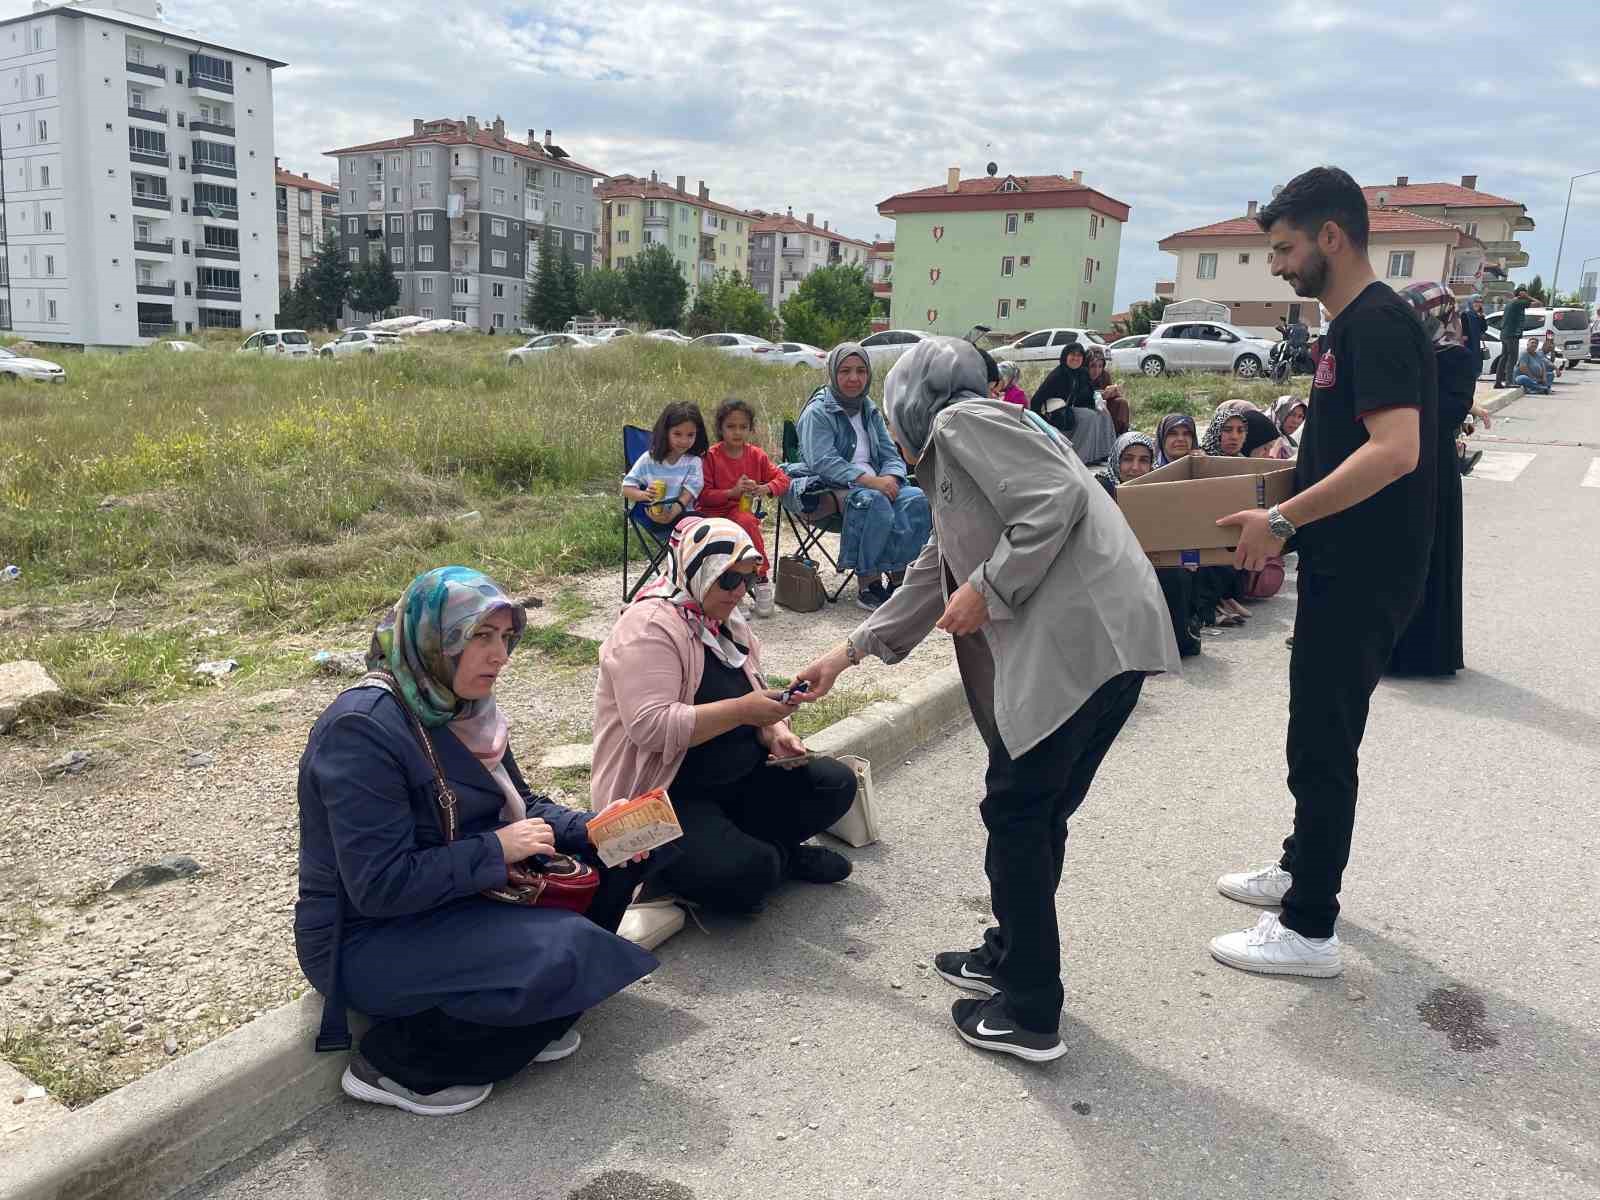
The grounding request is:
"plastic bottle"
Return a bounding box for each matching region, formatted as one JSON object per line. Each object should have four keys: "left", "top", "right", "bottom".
{"left": 0, "top": 565, "right": 20, "bottom": 583}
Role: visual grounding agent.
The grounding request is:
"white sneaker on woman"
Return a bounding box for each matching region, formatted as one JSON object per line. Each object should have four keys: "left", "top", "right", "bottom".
{"left": 1209, "top": 912, "right": 1342, "bottom": 977}
{"left": 533, "top": 1028, "right": 582, "bottom": 1063}
{"left": 341, "top": 1053, "right": 491, "bottom": 1116}
{"left": 1216, "top": 863, "right": 1292, "bottom": 906}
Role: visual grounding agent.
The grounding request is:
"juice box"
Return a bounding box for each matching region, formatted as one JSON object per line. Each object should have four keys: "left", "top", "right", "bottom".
{"left": 586, "top": 787, "right": 684, "bottom": 867}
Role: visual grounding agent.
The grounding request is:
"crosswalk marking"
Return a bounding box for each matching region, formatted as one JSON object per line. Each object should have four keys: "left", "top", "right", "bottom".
{"left": 1467, "top": 451, "right": 1536, "bottom": 483}
{"left": 1583, "top": 458, "right": 1600, "bottom": 489}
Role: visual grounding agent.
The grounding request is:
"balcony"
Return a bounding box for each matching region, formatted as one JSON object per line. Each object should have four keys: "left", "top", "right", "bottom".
{"left": 190, "top": 72, "right": 234, "bottom": 95}
{"left": 133, "top": 236, "right": 174, "bottom": 255}
{"left": 189, "top": 117, "right": 235, "bottom": 138}
{"left": 195, "top": 285, "right": 242, "bottom": 302}
{"left": 1154, "top": 280, "right": 1176, "bottom": 297}
{"left": 196, "top": 202, "right": 239, "bottom": 221}
{"left": 450, "top": 224, "right": 479, "bottom": 244}
{"left": 195, "top": 244, "right": 240, "bottom": 261}
{"left": 276, "top": 211, "right": 288, "bottom": 229}
{"left": 127, "top": 104, "right": 167, "bottom": 124}
{"left": 450, "top": 275, "right": 479, "bottom": 299}
{"left": 780, "top": 242, "right": 804, "bottom": 257}
{"left": 449, "top": 160, "right": 479, "bottom": 181}
{"left": 138, "top": 321, "right": 175, "bottom": 338}
{"left": 126, "top": 60, "right": 166, "bottom": 80}
{"left": 129, "top": 146, "right": 169, "bottom": 168}
{"left": 132, "top": 192, "right": 171, "bottom": 211}
{"left": 136, "top": 280, "right": 176, "bottom": 296}
{"left": 643, "top": 210, "right": 669, "bottom": 228}
{"left": 192, "top": 159, "right": 237, "bottom": 179}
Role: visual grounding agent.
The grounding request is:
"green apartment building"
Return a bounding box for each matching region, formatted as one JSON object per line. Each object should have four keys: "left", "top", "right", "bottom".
{"left": 877, "top": 169, "right": 1129, "bottom": 336}
{"left": 598, "top": 172, "right": 752, "bottom": 301}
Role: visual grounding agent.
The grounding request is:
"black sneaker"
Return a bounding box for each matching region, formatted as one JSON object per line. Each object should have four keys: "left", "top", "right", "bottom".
{"left": 786, "top": 843, "right": 852, "bottom": 884}
{"left": 951, "top": 996, "right": 1066, "bottom": 1063}
{"left": 1460, "top": 450, "right": 1483, "bottom": 476}
{"left": 933, "top": 948, "right": 999, "bottom": 997}
{"left": 855, "top": 582, "right": 887, "bottom": 612}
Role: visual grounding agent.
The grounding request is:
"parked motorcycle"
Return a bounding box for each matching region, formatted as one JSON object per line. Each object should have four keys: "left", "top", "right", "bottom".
{"left": 1269, "top": 322, "right": 1316, "bottom": 383}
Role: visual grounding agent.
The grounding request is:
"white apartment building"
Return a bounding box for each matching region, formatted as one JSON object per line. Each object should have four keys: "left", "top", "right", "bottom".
{"left": 746, "top": 208, "right": 872, "bottom": 309}
{"left": 0, "top": 0, "right": 282, "bottom": 346}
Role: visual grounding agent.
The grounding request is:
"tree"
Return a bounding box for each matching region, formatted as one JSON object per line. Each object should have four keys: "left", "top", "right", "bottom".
{"left": 1113, "top": 297, "right": 1170, "bottom": 336}
{"left": 1520, "top": 274, "right": 1546, "bottom": 304}
{"left": 685, "top": 269, "right": 777, "bottom": 338}
{"left": 277, "top": 275, "right": 319, "bottom": 329}
{"left": 525, "top": 221, "right": 580, "bottom": 331}
{"left": 552, "top": 245, "right": 581, "bottom": 329}
{"left": 623, "top": 244, "right": 689, "bottom": 330}
{"left": 302, "top": 238, "right": 351, "bottom": 329}
{"left": 778, "top": 263, "right": 873, "bottom": 347}
{"left": 577, "top": 267, "right": 631, "bottom": 319}
{"left": 349, "top": 252, "right": 400, "bottom": 321}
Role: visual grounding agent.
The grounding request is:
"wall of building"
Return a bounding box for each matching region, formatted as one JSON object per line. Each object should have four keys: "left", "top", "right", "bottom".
{"left": 890, "top": 206, "right": 1121, "bottom": 336}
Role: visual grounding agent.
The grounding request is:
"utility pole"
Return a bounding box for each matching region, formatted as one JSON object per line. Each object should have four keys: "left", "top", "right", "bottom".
{"left": 1548, "top": 168, "right": 1600, "bottom": 305}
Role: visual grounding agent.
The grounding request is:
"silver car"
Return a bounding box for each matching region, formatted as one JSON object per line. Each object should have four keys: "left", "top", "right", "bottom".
{"left": 766, "top": 341, "right": 828, "bottom": 368}
{"left": 504, "top": 332, "right": 599, "bottom": 364}
{"left": 857, "top": 329, "right": 931, "bottom": 369}
{"left": 993, "top": 327, "right": 1107, "bottom": 363}
{"left": 689, "top": 332, "right": 779, "bottom": 360}
{"left": 0, "top": 345, "right": 65, "bottom": 382}
{"left": 1134, "top": 320, "right": 1276, "bottom": 378}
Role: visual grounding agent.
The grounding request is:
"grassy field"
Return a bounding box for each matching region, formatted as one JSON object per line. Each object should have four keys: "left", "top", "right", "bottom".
{"left": 0, "top": 332, "right": 1305, "bottom": 716}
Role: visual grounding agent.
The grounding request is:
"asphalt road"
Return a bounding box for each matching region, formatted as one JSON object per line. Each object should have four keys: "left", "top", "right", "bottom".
{"left": 187, "top": 370, "right": 1600, "bottom": 1200}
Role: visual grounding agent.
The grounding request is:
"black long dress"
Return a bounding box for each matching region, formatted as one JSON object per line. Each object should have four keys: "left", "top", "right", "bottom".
{"left": 1389, "top": 344, "right": 1475, "bottom": 675}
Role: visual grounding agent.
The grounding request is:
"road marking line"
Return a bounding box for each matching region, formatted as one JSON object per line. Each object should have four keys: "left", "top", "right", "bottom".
{"left": 1467, "top": 451, "right": 1536, "bottom": 483}
{"left": 1583, "top": 458, "right": 1600, "bottom": 489}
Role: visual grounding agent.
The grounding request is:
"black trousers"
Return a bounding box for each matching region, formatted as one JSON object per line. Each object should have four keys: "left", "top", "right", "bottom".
{"left": 970, "top": 669, "right": 1145, "bottom": 1034}
{"left": 658, "top": 758, "right": 857, "bottom": 912}
{"left": 358, "top": 857, "right": 646, "bottom": 1094}
{"left": 1495, "top": 336, "right": 1517, "bottom": 386}
{"left": 1278, "top": 570, "right": 1421, "bottom": 939}
{"left": 1155, "top": 567, "right": 1201, "bottom": 654}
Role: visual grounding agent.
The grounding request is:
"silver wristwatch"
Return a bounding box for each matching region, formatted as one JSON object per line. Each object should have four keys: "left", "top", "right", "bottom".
{"left": 1266, "top": 504, "right": 1297, "bottom": 540}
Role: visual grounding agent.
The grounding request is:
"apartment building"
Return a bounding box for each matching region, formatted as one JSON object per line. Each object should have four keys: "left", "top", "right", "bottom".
{"left": 1157, "top": 201, "right": 1483, "bottom": 335}
{"left": 1360, "top": 175, "right": 1532, "bottom": 299}
{"left": 745, "top": 208, "right": 872, "bottom": 309}
{"left": 599, "top": 173, "right": 752, "bottom": 297}
{"left": 877, "top": 168, "right": 1127, "bottom": 336}
{"left": 0, "top": 0, "right": 282, "bottom": 345}
{"left": 327, "top": 116, "right": 605, "bottom": 332}
{"left": 275, "top": 160, "right": 337, "bottom": 294}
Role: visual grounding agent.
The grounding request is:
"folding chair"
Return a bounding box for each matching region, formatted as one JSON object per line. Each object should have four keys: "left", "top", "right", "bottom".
{"left": 772, "top": 418, "right": 855, "bottom": 603}
{"left": 620, "top": 424, "right": 675, "bottom": 604}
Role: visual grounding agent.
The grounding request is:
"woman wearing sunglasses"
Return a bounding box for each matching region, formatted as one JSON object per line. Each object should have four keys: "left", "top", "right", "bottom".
{"left": 592, "top": 517, "right": 858, "bottom": 914}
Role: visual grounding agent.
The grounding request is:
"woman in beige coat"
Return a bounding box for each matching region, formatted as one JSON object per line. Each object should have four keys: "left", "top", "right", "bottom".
{"left": 799, "top": 337, "right": 1179, "bottom": 1064}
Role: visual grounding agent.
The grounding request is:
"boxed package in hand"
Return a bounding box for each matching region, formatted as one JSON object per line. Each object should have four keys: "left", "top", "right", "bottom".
{"left": 1117, "top": 456, "right": 1296, "bottom": 567}
{"left": 587, "top": 787, "right": 684, "bottom": 867}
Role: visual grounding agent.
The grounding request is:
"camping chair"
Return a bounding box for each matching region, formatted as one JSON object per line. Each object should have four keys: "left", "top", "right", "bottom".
{"left": 771, "top": 418, "right": 855, "bottom": 603}
{"left": 620, "top": 424, "right": 675, "bottom": 604}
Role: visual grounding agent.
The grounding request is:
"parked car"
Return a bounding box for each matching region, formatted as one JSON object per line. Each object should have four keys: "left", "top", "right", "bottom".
{"left": 0, "top": 345, "right": 65, "bottom": 382}
{"left": 157, "top": 340, "right": 203, "bottom": 353}
{"left": 766, "top": 341, "right": 828, "bottom": 368}
{"left": 320, "top": 329, "right": 404, "bottom": 359}
{"left": 993, "top": 327, "right": 1107, "bottom": 363}
{"left": 1102, "top": 334, "right": 1149, "bottom": 372}
{"left": 1134, "top": 320, "right": 1275, "bottom": 377}
{"left": 689, "top": 332, "right": 779, "bottom": 360}
{"left": 1482, "top": 306, "right": 1589, "bottom": 378}
{"left": 504, "top": 333, "right": 599, "bottom": 364}
{"left": 237, "top": 330, "right": 313, "bottom": 359}
{"left": 644, "top": 329, "right": 691, "bottom": 343}
{"left": 858, "top": 329, "right": 932, "bottom": 369}
{"left": 589, "top": 327, "right": 634, "bottom": 344}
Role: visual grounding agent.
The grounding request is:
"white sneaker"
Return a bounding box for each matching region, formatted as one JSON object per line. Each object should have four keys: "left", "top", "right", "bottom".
{"left": 533, "top": 1028, "right": 582, "bottom": 1063}
{"left": 1217, "top": 863, "right": 1292, "bottom": 906}
{"left": 1209, "top": 912, "right": 1342, "bottom": 978}
{"left": 752, "top": 581, "right": 776, "bottom": 619}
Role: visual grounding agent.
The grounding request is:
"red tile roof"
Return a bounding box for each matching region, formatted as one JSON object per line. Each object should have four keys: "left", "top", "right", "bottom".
{"left": 598, "top": 176, "right": 756, "bottom": 223}
{"left": 1160, "top": 206, "right": 1481, "bottom": 248}
{"left": 878, "top": 174, "right": 1129, "bottom": 222}
{"left": 1361, "top": 181, "right": 1523, "bottom": 210}
{"left": 325, "top": 120, "right": 606, "bottom": 179}
{"left": 747, "top": 213, "right": 871, "bottom": 248}
{"left": 274, "top": 167, "right": 337, "bottom": 195}
{"left": 870, "top": 240, "right": 895, "bottom": 254}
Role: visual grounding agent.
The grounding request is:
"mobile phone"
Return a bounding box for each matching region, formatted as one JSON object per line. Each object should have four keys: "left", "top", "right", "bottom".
{"left": 768, "top": 752, "right": 813, "bottom": 768}
{"left": 779, "top": 680, "right": 811, "bottom": 704}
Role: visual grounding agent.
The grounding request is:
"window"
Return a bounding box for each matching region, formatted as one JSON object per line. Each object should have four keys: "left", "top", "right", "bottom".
{"left": 491, "top": 249, "right": 507, "bottom": 268}
{"left": 199, "top": 266, "right": 240, "bottom": 292}
{"left": 491, "top": 282, "right": 505, "bottom": 298}
{"left": 419, "top": 307, "right": 435, "bottom": 319}
{"left": 452, "top": 276, "right": 470, "bottom": 295}
{"left": 1004, "top": 213, "right": 1018, "bottom": 235}
{"left": 492, "top": 156, "right": 505, "bottom": 175}
{"left": 348, "top": 189, "right": 357, "bottom": 204}
{"left": 42, "top": 210, "right": 51, "bottom": 231}
{"left": 193, "top": 140, "right": 236, "bottom": 169}
{"left": 492, "top": 312, "right": 506, "bottom": 329}
{"left": 1464, "top": 221, "right": 1478, "bottom": 237}
{"left": 997, "top": 299, "right": 1011, "bottom": 319}
{"left": 417, "top": 181, "right": 432, "bottom": 202}
{"left": 47, "top": 299, "right": 57, "bottom": 321}
{"left": 492, "top": 187, "right": 506, "bottom": 206}
{"left": 129, "top": 126, "right": 166, "bottom": 155}
{"left": 452, "top": 306, "right": 468, "bottom": 323}
{"left": 390, "top": 154, "right": 402, "bottom": 173}
{"left": 1080, "top": 301, "right": 1091, "bottom": 325}
{"left": 389, "top": 215, "right": 403, "bottom": 233}
{"left": 1083, "top": 258, "right": 1094, "bottom": 284}
{"left": 391, "top": 187, "right": 401, "bottom": 205}
{"left": 40, "top": 165, "right": 50, "bottom": 186}
{"left": 203, "top": 226, "right": 238, "bottom": 250}
{"left": 348, "top": 217, "right": 358, "bottom": 234}
{"left": 417, "top": 212, "right": 434, "bottom": 231}
{"left": 37, "top": 118, "right": 47, "bottom": 140}
{"left": 1386, "top": 251, "right": 1414, "bottom": 279}
{"left": 491, "top": 217, "right": 507, "bottom": 237}
{"left": 617, "top": 202, "right": 629, "bottom": 218}
{"left": 1016, "top": 298, "right": 1027, "bottom": 310}
{"left": 551, "top": 201, "right": 562, "bottom": 220}
{"left": 35, "top": 75, "right": 44, "bottom": 98}
{"left": 45, "top": 254, "right": 55, "bottom": 276}
{"left": 33, "top": 27, "right": 41, "bottom": 49}
{"left": 1001, "top": 256, "right": 1014, "bottom": 277}
{"left": 191, "top": 54, "right": 234, "bottom": 87}
{"left": 617, "top": 229, "right": 630, "bottom": 244}
{"left": 349, "top": 248, "right": 360, "bottom": 263}
{"left": 553, "top": 172, "right": 564, "bottom": 189}
{"left": 1023, "top": 212, "right": 1034, "bottom": 223}
{"left": 574, "top": 233, "right": 585, "bottom": 251}
{"left": 1197, "top": 253, "right": 1218, "bottom": 280}
{"left": 575, "top": 204, "right": 585, "bottom": 225}
{"left": 416, "top": 244, "right": 434, "bottom": 263}
{"left": 418, "top": 277, "right": 436, "bottom": 294}
{"left": 390, "top": 246, "right": 403, "bottom": 265}
{"left": 1019, "top": 255, "right": 1031, "bottom": 268}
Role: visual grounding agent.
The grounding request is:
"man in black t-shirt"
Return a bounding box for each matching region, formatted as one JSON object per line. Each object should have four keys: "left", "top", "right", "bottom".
{"left": 1209, "top": 166, "right": 1437, "bottom": 979}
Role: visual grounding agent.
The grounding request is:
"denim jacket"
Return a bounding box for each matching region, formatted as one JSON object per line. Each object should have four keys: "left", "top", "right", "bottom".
{"left": 796, "top": 387, "right": 910, "bottom": 489}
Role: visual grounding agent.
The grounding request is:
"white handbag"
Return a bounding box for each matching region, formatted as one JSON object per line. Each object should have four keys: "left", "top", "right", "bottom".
{"left": 617, "top": 899, "right": 685, "bottom": 951}
{"left": 825, "top": 754, "right": 880, "bottom": 848}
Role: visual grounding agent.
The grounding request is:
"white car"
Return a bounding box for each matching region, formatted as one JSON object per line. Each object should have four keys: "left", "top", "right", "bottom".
{"left": 0, "top": 345, "right": 65, "bottom": 382}
{"left": 858, "top": 329, "right": 932, "bottom": 368}
{"left": 1482, "top": 306, "right": 1588, "bottom": 378}
{"left": 589, "top": 327, "right": 634, "bottom": 344}
{"left": 504, "top": 333, "right": 599, "bottom": 364}
{"left": 689, "top": 332, "right": 779, "bottom": 360}
{"left": 320, "top": 329, "right": 404, "bottom": 359}
{"left": 644, "top": 329, "right": 691, "bottom": 343}
{"left": 157, "top": 340, "right": 203, "bottom": 353}
{"left": 1133, "top": 320, "right": 1275, "bottom": 378}
{"left": 993, "top": 327, "right": 1107, "bottom": 363}
{"left": 1103, "top": 334, "right": 1150, "bottom": 372}
{"left": 766, "top": 341, "right": 828, "bottom": 368}
{"left": 237, "top": 329, "right": 313, "bottom": 359}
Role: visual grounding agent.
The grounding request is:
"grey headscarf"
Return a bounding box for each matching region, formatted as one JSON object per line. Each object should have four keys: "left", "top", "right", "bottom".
{"left": 826, "top": 342, "right": 872, "bottom": 415}
{"left": 883, "top": 336, "right": 989, "bottom": 457}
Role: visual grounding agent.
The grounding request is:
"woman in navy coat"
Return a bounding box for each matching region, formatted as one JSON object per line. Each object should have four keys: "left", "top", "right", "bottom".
{"left": 296, "top": 566, "right": 657, "bottom": 1116}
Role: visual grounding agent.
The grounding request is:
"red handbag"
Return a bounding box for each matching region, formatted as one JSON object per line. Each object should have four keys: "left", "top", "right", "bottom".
{"left": 377, "top": 672, "right": 600, "bottom": 913}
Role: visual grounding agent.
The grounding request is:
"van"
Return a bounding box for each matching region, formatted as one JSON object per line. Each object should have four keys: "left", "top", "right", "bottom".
{"left": 237, "top": 329, "right": 313, "bottom": 359}
{"left": 1483, "top": 307, "right": 1588, "bottom": 376}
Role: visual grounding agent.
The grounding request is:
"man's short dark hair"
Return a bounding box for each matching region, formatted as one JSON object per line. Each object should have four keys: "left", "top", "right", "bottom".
{"left": 1255, "top": 166, "right": 1369, "bottom": 251}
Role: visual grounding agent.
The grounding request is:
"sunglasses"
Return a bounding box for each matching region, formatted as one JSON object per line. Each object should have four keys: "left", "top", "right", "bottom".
{"left": 714, "top": 568, "right": 754, "bottom": 593}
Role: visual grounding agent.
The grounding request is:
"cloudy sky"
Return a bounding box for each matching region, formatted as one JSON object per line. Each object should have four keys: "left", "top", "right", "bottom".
{"left": 37, "top": 0, "right": 1600, "bottom": 311}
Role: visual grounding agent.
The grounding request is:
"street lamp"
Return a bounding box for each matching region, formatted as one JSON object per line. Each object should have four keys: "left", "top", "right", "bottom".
{"left": 1548, "top": 168, "right": 1600, "bottom": 304}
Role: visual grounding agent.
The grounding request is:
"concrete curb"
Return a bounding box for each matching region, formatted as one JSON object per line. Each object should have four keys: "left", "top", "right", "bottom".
{"left": 1480, "top": 384, "right": 1526, "bottom": 417}
{"left": 2, "top": 667, "right": 971, "bottom": 1200}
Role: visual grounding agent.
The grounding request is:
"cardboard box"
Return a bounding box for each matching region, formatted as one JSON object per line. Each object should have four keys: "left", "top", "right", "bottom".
{"left": 1117, "top": 456, "right": 1296, "bottom": 567}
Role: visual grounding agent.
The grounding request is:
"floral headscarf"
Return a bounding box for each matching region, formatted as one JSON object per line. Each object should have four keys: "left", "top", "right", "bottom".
{"left": 1396, "top": 281, "right": 1463, "bottom": 350}
{"left": 1200, "top": 400, "right": 1258, "bottom": 456}
{"left": 1154, "top": 413, "right": 1198, "bottom": 465}
{"left": 634, "top": 516, "right": 761, "bottom": 668}
{"left": 1107, "top": 431, "right": 1158, "bottom": 484}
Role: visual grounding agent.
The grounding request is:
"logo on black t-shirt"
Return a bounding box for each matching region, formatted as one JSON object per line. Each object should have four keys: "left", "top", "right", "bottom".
{"left": 1313, "top": 350, "right": 1337, "bottom": 389}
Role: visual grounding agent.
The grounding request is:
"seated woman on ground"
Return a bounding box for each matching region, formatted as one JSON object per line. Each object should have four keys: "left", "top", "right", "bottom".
{"left": 1153, "top": 413, "right": 1200, "bottom": 466}
{"left": 296, "top": 567, "right": 656, "bottom": 1118}
{"left": 1103, "top": 432, "right": 1202, "bottom": 658}
{"left": 794, "top": 344, "right": 932, "bottom": 612}
{"left": 992, "top": 359, "right": 1027, "bottom": 407}
{"left": 592, "top": 517, "right": 858, "bottom": 915}
{"left": 1196, "top": 402, "right": 1263, "bottom": 626}
{"left": 1260, "top": 395, "right": 1308, "bottom": 460}
{"left": 1085, "top": 346, "right": 1130, "bottom": 436}
{"left": 1029, "top": 341, "right": 1117, "bottom": 465}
